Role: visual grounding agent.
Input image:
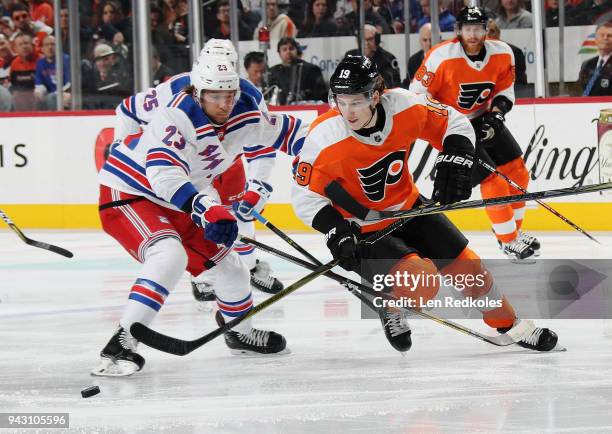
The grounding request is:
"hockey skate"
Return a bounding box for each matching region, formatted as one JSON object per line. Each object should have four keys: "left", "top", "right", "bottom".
{"left": 215, "top": 311, "right": 288, "bottom": 355}
{"left": 518, "top": 230, "right": 541, "bottom": 257}
{"left": 91, "top": 326, "right": 145, "bottom": 376}
{"left": 191, "top": 279, "right": 216, "bottom": 311}
{"left": 498, "top": 322, "right": 559, "bottom": 351}
{"left": 250, "top": 259, "right": 284, "bottom": 294}
{"left": 378, "top": 307, "right": 412, "bottom": 352}
{"left": 499, "top": 238, "right": 536, "bottom": 264}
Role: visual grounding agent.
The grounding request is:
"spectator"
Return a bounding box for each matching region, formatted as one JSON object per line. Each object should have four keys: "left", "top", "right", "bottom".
{"left": 253, "top": 0, "right": 298, "bottom": 40}
{"left": 402, "top": 23, "right": 431, "bottom": 87}
{"left": 0, "top": 33, "right": 15, "bottom": 69}
{"left": 268, "top": 37, "right": 327, "bottom": 104}
{"left": 150, "top": 6, "right": 173, "bottom": 64}
{"left": 10, "top": 3, "right": 52, "bottom": 56}
{"left": 546, "top": 0, "right": 560, "bottom": 26}
{"left": 0, "top": 17, "right": 14, "bottom": 39}
{"left": 573, "top": 0, "right": 612, "bottom": 25}
{"left": 579, "top": 21, "right": 612, "bottom": 96}
{"left": 34, "top": 35, "right": 71, "bottom": 110}
{"left": 9, "top": 32, "right": 38, "bottom": 111}
{"left": 495, "top": 0, "right": 533, "bottom": 29}
{"left": 84, "top": 42, "right": 132, "bottom": 109}
{"left": 345, "top": 24, "right": 401, "bottom": 87}
{"left": 30, "top": 0, "right": 54, "bottom": 27}
{"left": 300, "top": 0, "right": 338, "bottom": 37}
{"left": 95, "top": 0, "right": 131, "bottom": 47}
{"left": 339, "top": 0, "right": 392, "bottom": 35}
{"left": 372, "top": 0, "right": 394, "bottom": 29}
{"left": 0, "top": 67, "right": 12, "bottom": 111}
{"left": 211, "top": 0, "right": 252, "bottom": 40}
{"left": 487, "top": 19, "right": 527, "bottom": 85}
{"left": 169, "top": 0, "right": 190, "bottom": 73}
{"left": 244, "top": 51, "right": 265, "bottom": 92}
{"left": 417, "top": 0, "right": 457, "bottom": 32}
{"left": 151, "top": 46, "right": 173, "bottom": 86}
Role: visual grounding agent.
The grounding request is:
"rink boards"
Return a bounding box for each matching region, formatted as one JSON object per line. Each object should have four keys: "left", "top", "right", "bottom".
{"left": 0, "top": 98, "right": 611, "bottom": 230}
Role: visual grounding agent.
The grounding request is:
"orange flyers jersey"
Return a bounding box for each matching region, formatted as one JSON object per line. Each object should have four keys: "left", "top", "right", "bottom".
{"left": 409, "top": 38, "right": 515, "bottom": 120}
{"left": 291, "top": 88, "right": 475, "bottom": 232}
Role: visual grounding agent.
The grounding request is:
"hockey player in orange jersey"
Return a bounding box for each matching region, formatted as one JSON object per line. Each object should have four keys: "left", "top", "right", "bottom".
{"left": 410, "top": 6, "right": 539, "bottom": 264}
{"left": 292, "top": 55, "right": 559, "bottom": 353}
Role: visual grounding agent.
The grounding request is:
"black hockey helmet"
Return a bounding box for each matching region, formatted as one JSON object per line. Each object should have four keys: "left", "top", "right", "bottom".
{"left": 456, "top": 6, "right": 488, "bottom": 28}
{"left": 329, "top": 55, "right": 380, "bottom": 95}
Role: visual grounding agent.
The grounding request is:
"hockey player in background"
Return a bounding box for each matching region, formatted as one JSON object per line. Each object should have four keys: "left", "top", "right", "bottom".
{"left": 292, "top": 55, "right": 559, "bottom": 354}
{"left": 410, "top": 6, "right": 540, "bottom": 264}
{"left": 113, "top": 39, "right": 286, "bottom": 304}
{"left": 93, "top": 56, "right": 305, "bottom": 376}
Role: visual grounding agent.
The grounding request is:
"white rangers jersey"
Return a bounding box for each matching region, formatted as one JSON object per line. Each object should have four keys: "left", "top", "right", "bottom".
{"left": 100, "top": 88, "right": 306, "bottom": 211}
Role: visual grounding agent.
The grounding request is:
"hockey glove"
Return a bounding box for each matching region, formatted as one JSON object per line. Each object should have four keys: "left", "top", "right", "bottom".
{"left": 433, "top": 137, "right": 475, "bottom": 205}
{"left": 234, "top": 179, "right": 273, "bottom": 222}
{"left": 478, "top": 111, "right": 505, "bottom": 142}
{"left": 191, "top": 194, "right": 238, "bottom": 247}
{"left": 325, "top": 221, "right": 360, "bottom": 272}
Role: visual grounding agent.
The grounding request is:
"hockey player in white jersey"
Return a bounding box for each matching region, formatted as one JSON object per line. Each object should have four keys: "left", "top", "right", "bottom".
{"left": 113, "top": 39, "right": 287, "bottom": 304}
{"left": 93, "top": 56, "right": 304, "bottom": 376}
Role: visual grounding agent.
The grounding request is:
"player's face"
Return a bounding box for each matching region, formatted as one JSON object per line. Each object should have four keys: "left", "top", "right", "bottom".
{"left": 201, "top": 90, "right": 237, "bottom": 124}
{"left": 459, "top": 24, "right": 486, "bottom": 54}
{"left": 335, "top": 93, "right": 377, "bottom": 130}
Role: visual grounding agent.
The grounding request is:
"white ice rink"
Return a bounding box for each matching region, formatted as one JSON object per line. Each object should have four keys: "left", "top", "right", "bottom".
{"left": 1, "top": 229, "right": 612, "bottom": 433}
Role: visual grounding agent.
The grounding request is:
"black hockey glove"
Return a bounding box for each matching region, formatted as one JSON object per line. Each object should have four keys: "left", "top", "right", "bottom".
{"left": 325, "top": 221, "right": 360, "bottom": 272}
{"left": 433, "top": 136, "right": 475, "bottom": 205}
{"left": 478, "top": 111, "right": 505, "bottom": 142}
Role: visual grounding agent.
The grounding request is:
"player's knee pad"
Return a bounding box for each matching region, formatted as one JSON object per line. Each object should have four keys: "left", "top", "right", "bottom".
{"left": 497, "top": 157, "right": 529, "bottom": 192}
{"left": 388, "top": 253, "right": 440, "bottom": 305}
{"left": 141, "top": 237, "right": 188, "bottom": 290}
{"left": 213, "top": 251, "right": 250, "bottom": 299}
{"left": 480, "top": 172, "right": 510, "bottom": 200}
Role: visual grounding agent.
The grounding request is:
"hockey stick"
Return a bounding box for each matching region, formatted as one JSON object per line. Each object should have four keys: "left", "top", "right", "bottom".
{"left": 252, "top": 210, "right": 381, "bottom": 313}
{"left": 477, "top": 158, "right": 600, "bottom": 244}
{"left": 242, "top": 236, "right": 528, "bottom": 347}
{"left": 130, "top": 259, "right": 339, "bottom": 356}
{"left": 325, "top": 180, "right": 612, "bottom": 245}
{"left": 0, "top": 209, "right": 74, "bottom": 258}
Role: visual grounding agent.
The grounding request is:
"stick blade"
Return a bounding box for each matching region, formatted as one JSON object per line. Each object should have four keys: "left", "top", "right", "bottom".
{"left": 25, "top": 239, "right": 74, "bottom": 258}
{"left": 130, "top": 322, "right": 192, "bottom": 356}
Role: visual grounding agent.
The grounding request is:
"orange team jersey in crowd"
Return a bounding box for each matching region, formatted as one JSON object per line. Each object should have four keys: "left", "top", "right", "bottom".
{"left": 291, "top": 88, "right": 475, "bottom": 233}
{"left": 409, "top": 38, "right": 515, "bottom": 120}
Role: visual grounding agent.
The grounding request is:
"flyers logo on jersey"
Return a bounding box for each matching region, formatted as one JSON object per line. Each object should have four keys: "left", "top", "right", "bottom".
{"left": 357, "top": 150, "right": 406, "bottom": 202}
{"left": 457, "top": 82, "right": 495, "bottom": 109}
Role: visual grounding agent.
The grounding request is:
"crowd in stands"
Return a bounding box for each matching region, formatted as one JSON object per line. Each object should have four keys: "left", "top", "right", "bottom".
{"left": 0, "top": 0, "right": 609, "bottom": 113}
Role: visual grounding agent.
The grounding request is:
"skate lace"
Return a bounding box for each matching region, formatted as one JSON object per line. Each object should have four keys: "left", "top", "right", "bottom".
{"left": 238, "top": 328, "right": 270, "bottom": 347}
{"left": 252, "top": 261, "right": 276, "bottom": 289}
{"left": 119, "top": 328, "right": 138, "bottom": 351}
{"left": 505, "top": 239, "right": 530, "bottom": 254}
{"left": 519, "top": 231, "right": 537, "bottom": 246}
{"left": 384, "top": 311, "right": 410, "bottom": 337}
{"left": 522, "top": 328, "right": 543, "bottom": 346}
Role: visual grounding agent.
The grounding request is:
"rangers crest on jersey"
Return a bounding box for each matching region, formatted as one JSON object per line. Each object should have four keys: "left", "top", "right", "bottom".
{"left": 457, "top": 82, "right": 495, "bottom": 109}
{"left": 357, "top": 150, "right": 406, "bottom": 202}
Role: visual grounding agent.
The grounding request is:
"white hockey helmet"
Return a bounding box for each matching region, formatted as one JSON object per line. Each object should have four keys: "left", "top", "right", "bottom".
{"left": 200, "top": 38, "right": 238, "bottom": 68}
{"left": 190, "top": 56, "right": 240, "bottom": 100}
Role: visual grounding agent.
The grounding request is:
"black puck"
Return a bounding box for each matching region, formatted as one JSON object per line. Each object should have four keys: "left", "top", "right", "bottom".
{"left": 81, "top": 385, "right": 100, "bottom": 398}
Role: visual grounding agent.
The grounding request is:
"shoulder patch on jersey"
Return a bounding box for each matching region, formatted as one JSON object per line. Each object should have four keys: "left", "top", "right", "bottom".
{"left": 239, "top": 78, "right": 263, "bottom": 104}
{"left": 169, "top": 73, "right": 191, "bottom": 95}
{"left": 423, "top": 39, "right": 462, "bottom": 72}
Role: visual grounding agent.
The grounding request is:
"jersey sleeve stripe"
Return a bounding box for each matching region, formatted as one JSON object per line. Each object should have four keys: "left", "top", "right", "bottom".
{"left": 169, "top": 182, "right": 198, "bottom": 210}
{"left": 225, "top": 117, "right": 260, "bottom": 135}
{"left": 271, "top": 115, "right": 291, "bottom": 151}
{"left": 147, "top": 147, "right": 191, "bottom": 174}
{"left": 120, "top": 97, "right": 144, "bottom": 124}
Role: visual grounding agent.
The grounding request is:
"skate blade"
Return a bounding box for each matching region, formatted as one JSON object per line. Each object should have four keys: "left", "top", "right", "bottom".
{"left": 229, "top": 347, "right": 292, "bottom": 357}
{"left": 509, "top": 257, "right": 537, "bottom": 264}
{"left": 90, "top": 358, "right": 140, "bottom": 377}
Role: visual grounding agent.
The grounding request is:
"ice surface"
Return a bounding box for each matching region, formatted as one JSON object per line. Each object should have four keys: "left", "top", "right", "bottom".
{"left": 1, "top": 230, "right": 612, "bottom": 433}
